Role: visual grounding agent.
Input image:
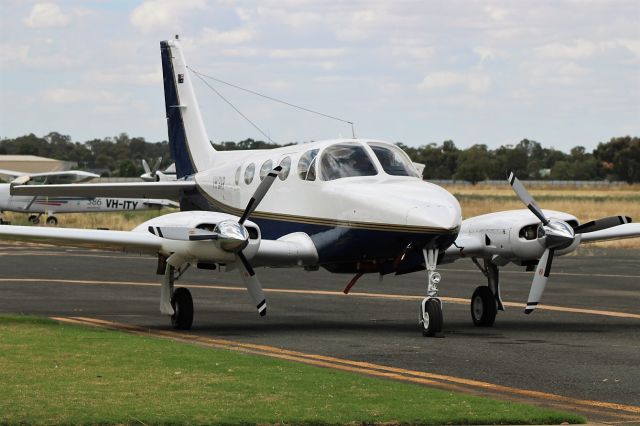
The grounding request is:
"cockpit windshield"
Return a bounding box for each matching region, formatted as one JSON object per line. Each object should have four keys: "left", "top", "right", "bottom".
{"left": 320, "top": 144, "right": 377, "bottom": 181}
{"left": 368, "top": 143, "right": 420, "bottom": 177}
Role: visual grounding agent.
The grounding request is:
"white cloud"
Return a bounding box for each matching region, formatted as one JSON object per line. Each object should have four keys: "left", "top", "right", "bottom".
{"left": 485, "top": 5, "right": 508, "bottom": 21}
{"left": 473, "top": 47, "right": 507, "bottom": 62}
{"left": 268, "top": 48, "right": 347, "bottom": 60}
{"left": 84, "top": 66, "right": 162, "bottom": 86}
{"left": 616, "top": 39, "right": 640, "bottom": 58}
{"left": 525, "top": 61, "right": 590, "bottom": 86}
{"left": 419, "top": 71, "right": 491, "bottom": 94}
{"left": 42, "top": 88, "right": 121, "bottom": 104}
{"left": 533, "top": 39, "right": 605, "bottom": 60}
{"left": 200, "top": 27, "right": 254, "bottom": 45}
{"left": 130, "top": 0, "right": 207, "bottom": 34}
{"left": 24, "top": 3, "right": 71, "bottom": 28}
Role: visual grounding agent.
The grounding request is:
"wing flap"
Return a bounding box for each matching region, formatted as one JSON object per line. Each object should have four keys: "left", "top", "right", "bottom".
{"left": 10, "top": 181, "right": 196, "bottom": 199}
{"left": 0, "top": 225, "right": 162, "bottom": 254}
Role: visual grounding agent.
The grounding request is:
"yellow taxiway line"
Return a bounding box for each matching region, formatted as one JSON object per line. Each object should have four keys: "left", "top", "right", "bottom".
{"left": 2, "top": 277, "right": 640, "bottom": 320}
{"left": 52, "top": 316, "right": 640, "bottom": 422}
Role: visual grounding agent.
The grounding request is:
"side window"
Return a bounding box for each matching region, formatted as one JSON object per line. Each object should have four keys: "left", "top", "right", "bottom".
{"left": 244, "top": 163, "right": 255, "bottom": 185}
{"left": 278, "top": 156, "right": 291, "bottom": 181}
{"left": 297, "top": 149, "right": 319, "bottom": 181}
{"left": 234, "top": 166, "right": 241, "bottom": 185}
{"left": 259, "top": 160, "right": 273, "bottom": 181}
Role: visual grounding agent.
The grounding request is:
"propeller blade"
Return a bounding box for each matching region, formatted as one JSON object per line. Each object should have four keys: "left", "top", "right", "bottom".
{"left": 148, "top": 226, "right": 219, "bottom": 241}
{"left": 525, "top": 248, "right": 555, "bottom": 314}
{"left": 236, "top": 251, "right": 267, "bottom": 316}
{"left": 152, "top": 157, "right": 162, "bottom": 172}
{"left": 142, "top": 159, "right": 151, "bottom": 174}
{"left": 574, "top": 216, "right": 631, "bottom": 234}
{"left": 507, "top": 171, "right": 549, "bottom": 226}
{"left": 239, "top": 166, "right": 282, "bottom": 225}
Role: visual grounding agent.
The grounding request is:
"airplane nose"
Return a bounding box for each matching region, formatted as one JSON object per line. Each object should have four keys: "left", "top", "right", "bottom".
{"left": 405, "top": 185, "right": 462, "bottom": 231}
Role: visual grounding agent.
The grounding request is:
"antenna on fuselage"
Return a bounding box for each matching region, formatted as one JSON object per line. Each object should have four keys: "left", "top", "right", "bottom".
{"left": 187, "top": 67, "right": 357, "bottom": 140}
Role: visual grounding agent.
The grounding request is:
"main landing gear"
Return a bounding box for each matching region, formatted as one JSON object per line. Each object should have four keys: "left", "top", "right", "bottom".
{"left": 26, "top": 214, "right": 58, "bottom": 226}
{"left": 160, "top": 261, "right": 193, "bottom": 330}
{"left": 419, "top": 248, "right": 444, "bottom": 337}
{"left": 470, "top": 258, "right": 504, "bottom": 327}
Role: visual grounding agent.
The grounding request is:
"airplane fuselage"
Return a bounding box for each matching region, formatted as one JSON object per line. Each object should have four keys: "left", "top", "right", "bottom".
{"left": 0, "top": 184, "right": 173, "bottom": 215}
{"left": 183, "top": 138, "right": 462, "bottom": 273}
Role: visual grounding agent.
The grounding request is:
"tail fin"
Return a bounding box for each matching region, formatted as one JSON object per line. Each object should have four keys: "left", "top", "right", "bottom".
{"left": 160, "top": 37, "right": 215, "bottom": 178}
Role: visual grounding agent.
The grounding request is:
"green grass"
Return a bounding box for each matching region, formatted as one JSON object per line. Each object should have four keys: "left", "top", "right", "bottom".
{"left": 0, "top": 315, "right": 585, "bottom": 425}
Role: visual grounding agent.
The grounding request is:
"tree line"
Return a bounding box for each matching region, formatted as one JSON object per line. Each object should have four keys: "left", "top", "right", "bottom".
{"left": 0, "top": 132, "right": 638, "bottom": 183}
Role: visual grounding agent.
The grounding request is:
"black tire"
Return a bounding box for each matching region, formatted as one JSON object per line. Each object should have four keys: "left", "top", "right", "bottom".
{"left": 46, "top": 216, "right": 58, "bottom": 226}
{"left": 421, "top": 298, "right": 443, "bottom": 337}
{"left": 28, "top": 215, "right": 39, "bottom": 224}
{"left": 171, "top": 287, "right": 193, "bottom": 330}
{"left": 471, "top": 286, "right": 497, "bottom": 327}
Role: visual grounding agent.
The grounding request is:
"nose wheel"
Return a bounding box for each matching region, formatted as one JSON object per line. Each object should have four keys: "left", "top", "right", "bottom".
{"left": 418, "top": 248, "right": 444, "bottom": 337}
{"left": 419, "top": 297, "right": 443, "bottom": 336}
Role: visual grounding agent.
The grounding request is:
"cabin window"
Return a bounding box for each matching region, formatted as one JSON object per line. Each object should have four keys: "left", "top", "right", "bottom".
{"left": 234, "top": 166, "right": 241, "bottom": 185}
{"left": 320, "top": 144, "right": 377, "bottom": 181}
{"left": 244, "top": 163, "right": 255, "bottom": 185}
{"left": 298, "top": 149, "right": 319, "bottom": 181}
{"left": 259, "top": 160, "right": 273, "bottom": 181}
{"left": 279, "top": 156, "right": 291, "bottom": 181}
{"left": 368, "top": 143, "right": 420, "bottom": 177}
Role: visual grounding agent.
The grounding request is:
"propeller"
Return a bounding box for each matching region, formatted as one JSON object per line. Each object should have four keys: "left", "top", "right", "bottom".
{"left": 141, "top": 157, "right": 163, "bottom": 182}
{"left": 150, "top": 165, "right": 282, "bottom": 316}
{"left": 507, "top": 172, "right": 632, "bottom": 314}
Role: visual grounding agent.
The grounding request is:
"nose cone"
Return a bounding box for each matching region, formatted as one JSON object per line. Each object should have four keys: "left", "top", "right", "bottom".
{"left": 406, "top": 186, "right": 462, "bottom": 231}
{"left": 331, "top": 179, "right": 462, "bottom": 232}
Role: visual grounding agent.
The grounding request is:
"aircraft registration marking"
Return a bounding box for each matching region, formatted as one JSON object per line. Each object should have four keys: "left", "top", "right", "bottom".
{"left": 2, "top": 277, "right": 640, "bottom": 320}
{"left": 52, "top": 316, "right": 640, "bottom": 421}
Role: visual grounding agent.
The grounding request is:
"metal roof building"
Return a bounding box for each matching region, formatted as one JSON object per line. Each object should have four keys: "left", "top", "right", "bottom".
{"left": 0, "top": 155, "right": 76, "bottom": 174}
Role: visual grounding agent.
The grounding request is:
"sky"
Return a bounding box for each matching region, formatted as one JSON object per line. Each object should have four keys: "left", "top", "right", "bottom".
{"left": 0, "top": 0, "right": 639, "bottom": 152}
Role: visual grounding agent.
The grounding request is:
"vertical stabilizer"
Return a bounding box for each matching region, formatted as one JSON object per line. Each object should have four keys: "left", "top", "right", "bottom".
{"left": 161, "top": 38, "right": 215, "bottom": 178}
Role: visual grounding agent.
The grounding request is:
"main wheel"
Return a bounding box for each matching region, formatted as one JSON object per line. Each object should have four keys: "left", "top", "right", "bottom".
{"left": 171, "top": 287, "right": 193, "bottom": 330}
{"left": 46, "top": 216, "right": 58, "bottom": 226}
{"left": 471, "top": 286, "right": 497, "bottom": 327}
{"left": 28, "top": 215, "right": 39, "bottom": 224}
{"left": 420, "top": 298, "right": 443, "bottom": 337}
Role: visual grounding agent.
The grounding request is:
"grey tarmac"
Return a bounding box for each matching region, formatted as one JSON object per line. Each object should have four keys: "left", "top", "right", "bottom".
{"left": 0, "top": 242, "right": 638, "bottom": 423}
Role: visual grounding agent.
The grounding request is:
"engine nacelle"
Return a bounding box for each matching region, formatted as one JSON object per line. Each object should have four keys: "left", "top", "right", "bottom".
{"left": 453, "top": 209, "right": 579, "bottom": 264}
{"left": 134, "top": 210, "right": 261, "bottom": 264}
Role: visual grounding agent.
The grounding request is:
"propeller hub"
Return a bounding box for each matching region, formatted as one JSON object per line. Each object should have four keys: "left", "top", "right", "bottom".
{"left": 214, "top": 220, "right": 249, "bottom": 252}
{"left": 542, "top": 220, "right": 575, "bottom": 249}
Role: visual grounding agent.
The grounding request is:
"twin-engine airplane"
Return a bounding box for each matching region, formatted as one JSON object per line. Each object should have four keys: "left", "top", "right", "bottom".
{"left": 0, "top": 168, "right": 178, "bottom": 225}
{"left": 1, "top": 37, "right": 638, "bottom": 336}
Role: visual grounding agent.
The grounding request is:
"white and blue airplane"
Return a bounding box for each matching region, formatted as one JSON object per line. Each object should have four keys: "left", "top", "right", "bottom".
{"left": 0, "top": 168, "right": 178, "bottom": 225}
{"left": 2, "top": 37, "right": 638, "bottom": 336}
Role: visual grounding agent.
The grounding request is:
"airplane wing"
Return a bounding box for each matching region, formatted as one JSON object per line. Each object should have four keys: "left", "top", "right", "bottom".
{"left": 0, "top": 225, "right": 162, "bottom": 254}
{"left": 10, "top": 181, "right": 197, "bottom": 199}
{"left": 579, "top": 223, "right": 640, "bottom": 243}
{"left": 0, "top": 168, "right": 25, "bottom": 182}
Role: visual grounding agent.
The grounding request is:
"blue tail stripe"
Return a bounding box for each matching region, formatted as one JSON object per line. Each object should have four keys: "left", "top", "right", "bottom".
{"left": 161, "top": 41, "right": 195, "bottom": 179}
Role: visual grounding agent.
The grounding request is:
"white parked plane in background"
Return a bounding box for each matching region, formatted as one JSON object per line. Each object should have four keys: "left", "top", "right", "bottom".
{"left": 141, "top": 158, "right": 177, "bottom": 182}
{"left": 2, "top": 37, "right": 638, "bottom": 336}
{"left": 0, "top": 168, "right": 178, "bottom": 225}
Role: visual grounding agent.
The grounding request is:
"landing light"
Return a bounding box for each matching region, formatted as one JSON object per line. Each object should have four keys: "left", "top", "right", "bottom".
{"left": 430, "top": 272, "right": 441, "bottom": 284}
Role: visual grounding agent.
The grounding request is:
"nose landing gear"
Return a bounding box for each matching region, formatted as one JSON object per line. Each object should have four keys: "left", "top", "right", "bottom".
{"left": 419, "top": 248, "right": 444, "bottom": 337}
